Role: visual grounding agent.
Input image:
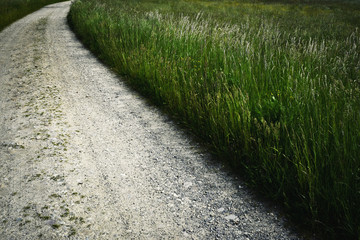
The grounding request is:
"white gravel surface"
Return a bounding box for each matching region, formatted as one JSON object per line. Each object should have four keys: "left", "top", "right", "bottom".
{"left": 0, "top": 2, "right": 303, "bottom": 239}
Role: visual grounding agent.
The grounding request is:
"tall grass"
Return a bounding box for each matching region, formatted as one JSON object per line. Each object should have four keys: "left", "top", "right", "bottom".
{"left": 68, "top": 0, "right": 360, "bottom": 238}
{"left": 0, "top": 0, "right": 67, "bottom": 31}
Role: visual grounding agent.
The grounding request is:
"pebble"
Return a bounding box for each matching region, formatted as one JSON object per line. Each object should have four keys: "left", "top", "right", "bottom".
{"left": 183, "top": 182, "right": 192, "bottom": 188}
{"left": 183, "top": 231, "right": 190, "bottom": 237}
{"left": 217, "top": 207, "right": 225, "bottom": 213}
{"left": 224, "top": 214, "right": 239, "bottom": 222}
{"left": 46, "top": 219, "right": 57, "bottom": 226}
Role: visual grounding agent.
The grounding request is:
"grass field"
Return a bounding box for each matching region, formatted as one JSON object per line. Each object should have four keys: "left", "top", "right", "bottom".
{"left": 0, "top": 0, "right": 67, "bottom": 31}
{"left": 68, "top": 0, "right": 360, "bottom": 238}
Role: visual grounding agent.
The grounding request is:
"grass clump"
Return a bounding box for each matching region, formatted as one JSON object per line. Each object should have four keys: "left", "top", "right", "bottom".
{"left": 68, "top": 0, "right": 360, "bottom": 238}
{"left": 0, "top": 0, "right": 67, "bottom": 32}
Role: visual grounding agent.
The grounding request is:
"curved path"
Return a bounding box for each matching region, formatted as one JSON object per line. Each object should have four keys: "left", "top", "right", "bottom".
{"left": 0, "top": 2, "right": 301, "bottom": 239}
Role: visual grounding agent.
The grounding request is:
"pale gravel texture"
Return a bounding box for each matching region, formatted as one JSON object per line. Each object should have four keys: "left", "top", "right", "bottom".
{"left": 0, "top": 2, "right": 303, "bottom": 239}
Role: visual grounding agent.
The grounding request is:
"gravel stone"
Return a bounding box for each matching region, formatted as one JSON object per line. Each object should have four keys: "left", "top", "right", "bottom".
{"left": 225, "top": 214, "right": 239, "bottom": 221}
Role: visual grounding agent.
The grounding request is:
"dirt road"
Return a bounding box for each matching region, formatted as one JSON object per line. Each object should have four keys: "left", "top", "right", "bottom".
{"left": 0, "top": 2, "right": 301, "bottom": 239}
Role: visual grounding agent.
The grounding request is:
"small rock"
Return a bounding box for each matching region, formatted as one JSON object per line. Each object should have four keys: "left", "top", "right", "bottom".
{"left": 217, "top": 207, "right": 225, "bottom": 213}
{"left": 183, "top": 231, "right": 190, "bottom": 237}
{"left": 224, "top": 214, "right": 239, "bottom": 222}
{"left": 46, "top": 219, "right": 56, "bottom": 226}
{"left": 183, "top": 182, "right": 192, "bottom": 188}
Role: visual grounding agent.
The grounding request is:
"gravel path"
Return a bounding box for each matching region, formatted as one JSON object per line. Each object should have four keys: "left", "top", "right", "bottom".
{"left": 0, "top": 2, "right": 302, "bottom": 239}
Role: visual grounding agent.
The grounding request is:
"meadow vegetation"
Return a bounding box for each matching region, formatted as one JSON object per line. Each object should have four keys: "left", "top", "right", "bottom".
{"left": 0, "top": 0, "right": 66, "bottom": 31}
{"left": 68, "top": 0, "right": 360, "bottom": 238}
